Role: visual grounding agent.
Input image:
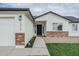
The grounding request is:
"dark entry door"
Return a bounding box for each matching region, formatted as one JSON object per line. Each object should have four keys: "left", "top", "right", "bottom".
{"left": 37, "top": 25, "right": 42, "bottom": 36}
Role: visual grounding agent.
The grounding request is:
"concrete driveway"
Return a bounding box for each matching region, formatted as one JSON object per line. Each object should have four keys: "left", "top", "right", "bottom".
{"left": 0, "top": 37, "right": 49, "bottom": 56}
{"left": 0, "top": 47, "right": 31, "bottom": 56}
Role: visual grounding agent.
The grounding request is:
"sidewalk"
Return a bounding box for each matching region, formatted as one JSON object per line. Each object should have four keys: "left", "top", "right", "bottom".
{"left": 30, "top": 37, "right": 49, "bottom": 56}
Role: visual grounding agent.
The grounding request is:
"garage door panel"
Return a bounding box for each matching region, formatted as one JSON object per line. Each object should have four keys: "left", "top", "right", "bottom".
{"left": 0, "top": 18, "right": 15, "bottom": 46}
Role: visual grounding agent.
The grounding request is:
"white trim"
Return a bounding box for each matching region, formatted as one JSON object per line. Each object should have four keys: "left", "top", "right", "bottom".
{"left": 35, "top": 22, "right": 46, "bottom": 36}
{"left": 16, "top": 45, "right": 25, "bottom": 48}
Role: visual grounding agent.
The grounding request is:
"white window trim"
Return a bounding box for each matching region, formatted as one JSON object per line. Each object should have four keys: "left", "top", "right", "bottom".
{"left": 72, "top": 23, "right": 78, "bottom": 31}
{"left": 52, "top": 23, "right": 63, "bottom": 31}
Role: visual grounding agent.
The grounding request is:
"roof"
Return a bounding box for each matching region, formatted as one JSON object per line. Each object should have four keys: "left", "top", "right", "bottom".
{"left": 34, "top": 11, "right": 79, "bottom": 23}
{"left": 0, "top": 8, "right": 29, "bottom": 11}
{"left": 34, "top": 11, "right": 72, "bottom": 21}
{"left": 64, "top": 16, "right": 79, "bottom": 23}
{"left": 0, "top": 8, "right": 34, "bottom": 23}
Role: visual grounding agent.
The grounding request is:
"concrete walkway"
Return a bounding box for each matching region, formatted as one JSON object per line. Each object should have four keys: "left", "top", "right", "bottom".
{"left": 30, "top": 37, "right": 49, "bottom": 56}
{"left": 33, "top": 37, "right": 47, "bottom": 48}
{"left": 0, "top": 37, "right": 49, "bottom": 56}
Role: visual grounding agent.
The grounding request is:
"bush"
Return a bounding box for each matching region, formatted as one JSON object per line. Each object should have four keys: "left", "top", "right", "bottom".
{"left": 25, "top": 36, "right": 36, "bottom": 48}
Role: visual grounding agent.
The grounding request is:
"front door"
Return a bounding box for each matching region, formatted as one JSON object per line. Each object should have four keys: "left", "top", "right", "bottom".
{"left": 37, "top": 25, "right": 42, "bottom": 36}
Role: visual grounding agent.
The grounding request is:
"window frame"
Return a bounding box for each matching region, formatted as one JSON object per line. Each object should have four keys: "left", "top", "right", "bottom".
{"left": 52, "top": 23, "right": 63, "bottom": 31}
{"left": 72, "top": 23, "right": 78, "bottom": 31}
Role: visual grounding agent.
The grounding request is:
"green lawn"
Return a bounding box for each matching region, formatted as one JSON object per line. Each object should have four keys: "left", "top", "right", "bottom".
{"left": 46, "top": 43, "right": 79, "bottom": 56}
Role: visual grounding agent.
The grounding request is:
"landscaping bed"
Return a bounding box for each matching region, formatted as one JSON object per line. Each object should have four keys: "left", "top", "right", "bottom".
{"left": 25, "top": 36, "right": 36, "bottom": 48}
{"left": 46, "top": 43, "right": 79, "bottom": 56}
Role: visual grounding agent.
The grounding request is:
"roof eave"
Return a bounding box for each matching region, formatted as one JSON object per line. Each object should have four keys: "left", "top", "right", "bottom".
{"left": 34, "top": 11, "right": 72, "bottom": 22}
{"left": 0, "top": 8, "right": 29, "bottom": 11}
{"left": 69, "top": 21, "right": 79, "bottom": 23}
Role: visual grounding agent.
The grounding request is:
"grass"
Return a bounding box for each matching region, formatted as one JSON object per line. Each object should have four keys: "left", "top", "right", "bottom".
{"left": 46, "top": 43, "right": 79, "bottom": 56}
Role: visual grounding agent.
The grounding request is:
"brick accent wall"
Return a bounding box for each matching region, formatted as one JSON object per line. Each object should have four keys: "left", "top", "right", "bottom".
{"left": 46, "top": 31, "right": 68, "bottom": 37}
{"left": 15, "top": 33, "right": 25, "bottom": 45}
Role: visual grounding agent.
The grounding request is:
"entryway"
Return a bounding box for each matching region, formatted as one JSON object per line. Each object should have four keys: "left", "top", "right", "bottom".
{"left": 37, "top": 24, "right": 42, "bottom": 36}
{"left": 35, "top": 21, "right": 46, "bottom": 36}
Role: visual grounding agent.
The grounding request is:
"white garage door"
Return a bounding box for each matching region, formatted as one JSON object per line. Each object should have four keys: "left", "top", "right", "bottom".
{"left": 0, "top": 18, "right": 15, "bottom": 46}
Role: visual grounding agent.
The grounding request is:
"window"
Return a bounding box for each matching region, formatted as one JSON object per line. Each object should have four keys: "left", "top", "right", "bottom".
{"left": 53, "top": 23, "right": 62, "bottom": 31}
{"left": 53, "top": 23, "right": 58, "bottom": 30}
{"left": 58, "top": 25, "right": 62, "bottom": 30}
{"left": 72, "top": 24, "right": 78, "bottom": 31}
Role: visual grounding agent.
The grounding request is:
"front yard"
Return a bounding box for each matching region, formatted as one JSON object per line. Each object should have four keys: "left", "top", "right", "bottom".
{"left": 46, "top": 43, "right": 79, "bottom": 56}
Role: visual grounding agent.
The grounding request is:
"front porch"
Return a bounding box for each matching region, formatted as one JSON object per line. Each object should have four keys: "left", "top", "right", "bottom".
{"left": 35, "top": 21, "right": 69, "bottom": 37}
{"left": 35, "top": 21, "right": 46, "bottom": 36}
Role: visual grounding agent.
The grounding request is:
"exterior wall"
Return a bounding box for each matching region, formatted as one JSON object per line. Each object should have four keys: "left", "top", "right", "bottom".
{"left": 35, "top": 13, "right": 69, "bottom": 31}
{"left": 69, "top": 23, "right": 79, "bottom": 36}
{"left": 23, "top": 14, "right": 34, "bottom": 45}
{"left": 35, "top": 13, "right": 70, "bottom": 37}
{"left": 35, "top": 13, "right": 79, "bottom": 36}
{"left": 0, "top": 11, "right": 34, "bottom": 47}
{"left": 15, "top": 13, "right": 34, "bottom": 46}
{"left": 47, "top": 31, "right": 68, "bottom": 37}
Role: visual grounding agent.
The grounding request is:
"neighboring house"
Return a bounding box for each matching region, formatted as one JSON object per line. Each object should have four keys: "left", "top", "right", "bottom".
{"left": 35, "top": 11, "right": 79, "bottom": 37}
{"left": 0, "top": 8, "right": 34, "bottom": 48}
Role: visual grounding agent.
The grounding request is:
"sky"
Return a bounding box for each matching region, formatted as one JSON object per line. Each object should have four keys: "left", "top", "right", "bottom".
{"left": 0, "top": 3, "right": 79, "bottom": 18}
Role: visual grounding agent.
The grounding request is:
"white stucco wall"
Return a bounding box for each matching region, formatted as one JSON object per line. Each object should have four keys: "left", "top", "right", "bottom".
{"left": 69, "top": 23, "right": 79, "bottom": 36}
{"left": 22, "top": 14, "right": 34, "bottom": 45}
{"left": 15, "top": 13, "right": 34, "bottom": 45}
{"left": 0, "top": 11, "right": 34, "bottom": 46}
{"left": 35, "top": 13, "right": 70, "bottom": 31}
{"left": 35, "top": 13, "right": 79, "bottom": 36}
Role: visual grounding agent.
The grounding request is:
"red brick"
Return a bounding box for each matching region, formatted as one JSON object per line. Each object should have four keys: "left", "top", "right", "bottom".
{"left": 46, "top": 31, "right": 68, "bottom": 37}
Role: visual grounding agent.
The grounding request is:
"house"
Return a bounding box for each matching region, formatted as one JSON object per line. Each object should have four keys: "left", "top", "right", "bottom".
{"left": 0, "top": 8, "right": 79, "bottom": 48}
{"left": 35, "top": 11, "right": 79, "bottom": 37}
{"left": 0, "top": 8, "right": 34, "bottom": 48}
